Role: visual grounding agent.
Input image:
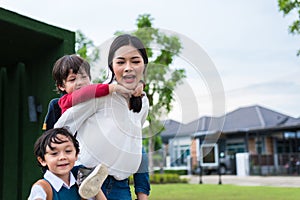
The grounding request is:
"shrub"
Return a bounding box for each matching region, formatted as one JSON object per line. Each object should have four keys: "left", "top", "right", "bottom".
{"left": 129, "top": 173, "right": 188, "bottom": 184}
{"left": 150, "top": 173, "right": 188, "bottom": 184}
{"left": 154, "top": 169, "right": 188, "bottom": 175}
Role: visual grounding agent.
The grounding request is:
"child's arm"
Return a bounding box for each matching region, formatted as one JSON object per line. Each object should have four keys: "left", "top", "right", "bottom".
{"left": 28, "top": 179, "right": 52, "bottom": 200}
{"left": 136, "top": 192, "right": 148, "bottom": 200}
{"left": 111, "top": 84, "right": 134, "bottom": 99}
{"left": 28, "top": 184, "right": 47, "bottom": 200}
{"left": 54, "top": 92, "right": 149, "bottom": 137}
{"left": 132, "top": 81, "right": 145, "bottom": 97}
{"left": 59, "top": 83, "right": 133, "bottom": 113}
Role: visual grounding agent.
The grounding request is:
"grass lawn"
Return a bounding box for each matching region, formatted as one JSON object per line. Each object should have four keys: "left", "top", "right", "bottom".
{"left": 131, "top": 184, "right": 300, "bottom": 200}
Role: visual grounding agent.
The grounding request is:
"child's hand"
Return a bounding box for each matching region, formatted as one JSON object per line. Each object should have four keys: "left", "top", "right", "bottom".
{"left": 95, "top": 190, "right": 107, "bottom": 200}
{"left": 132, "top": 81, "right": 144, "bottom": 97}
{"left": 113, "top": 84, "right": 133, "bottom": 99}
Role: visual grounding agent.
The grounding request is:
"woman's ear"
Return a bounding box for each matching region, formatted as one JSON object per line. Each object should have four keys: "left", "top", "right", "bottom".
{"left": 37, "top": 156, "right": 47, "bottom": 167}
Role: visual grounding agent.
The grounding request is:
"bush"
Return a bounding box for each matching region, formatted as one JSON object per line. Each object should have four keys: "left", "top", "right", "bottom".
{"left": 150, "top": 173, "right": 188, "bottom": 184}
{"left": 154, "top": 169, "right": 188, "bottom": 175}
{"left": 129, "top": 173, "right": 188, "bottom": 184}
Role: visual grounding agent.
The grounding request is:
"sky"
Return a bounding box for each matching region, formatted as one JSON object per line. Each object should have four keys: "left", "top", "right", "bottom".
{"left": 1, "top": 0, "right": 299, "bottom": 123}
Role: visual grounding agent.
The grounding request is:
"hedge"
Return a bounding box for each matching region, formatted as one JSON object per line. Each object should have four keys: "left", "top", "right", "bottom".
{"left": 129, "top": 173, "right": 188, "bottom": 184}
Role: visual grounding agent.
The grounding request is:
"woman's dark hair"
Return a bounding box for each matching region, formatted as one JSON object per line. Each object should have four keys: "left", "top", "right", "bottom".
{"left": 107, "top": 34, "right": 148, "bottom": 83}
{"left": 52, "top": 54, "right": 91, "bottom": 93}
{"left": 34, "top": 127, "right": 80, "bottom": 172}
{"left": 107, "top": 34, "right": 148, "bottom": 113}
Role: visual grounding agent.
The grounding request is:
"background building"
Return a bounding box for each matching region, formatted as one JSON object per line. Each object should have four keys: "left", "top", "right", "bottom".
{"left": 161, "top": 105, "right": 300, "bottom": 176}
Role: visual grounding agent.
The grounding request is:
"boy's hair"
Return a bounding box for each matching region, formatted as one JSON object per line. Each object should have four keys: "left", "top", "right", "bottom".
{"left": 34, "top": 127, "right": 80, "bottom": 172}
{"left": 52, "top": 54, "right": 91, "bottom": 93}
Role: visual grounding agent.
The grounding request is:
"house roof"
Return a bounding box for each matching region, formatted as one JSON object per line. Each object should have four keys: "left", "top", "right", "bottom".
{"left": 160, "top": 105, "right": 300, "bottom": 142}
{"left": 221, "top": 105, "right": 292, "bottom": 133}
{"left": 159, "top": 119, "right": 182, "bottom": 143}
{"left": 160, "top": 116, "right": 221, "bottom": 143}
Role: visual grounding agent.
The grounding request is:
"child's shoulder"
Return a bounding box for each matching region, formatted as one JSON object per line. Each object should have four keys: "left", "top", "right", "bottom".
{"left": 43, "top": 98, "right": 62, "bottom": 130}
{"left": 32, "top": 179, "right": 52, "bottom": 200}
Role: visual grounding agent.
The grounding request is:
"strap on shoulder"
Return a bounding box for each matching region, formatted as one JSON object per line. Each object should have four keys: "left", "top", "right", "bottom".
{"left": 34, "top": 179, "right": 53, "bottom": 200}
{"left": 42, "top": 98, "right": 61, "bottom": 131}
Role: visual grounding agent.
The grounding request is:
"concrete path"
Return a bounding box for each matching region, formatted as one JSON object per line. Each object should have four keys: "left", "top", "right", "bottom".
{"left": 182, "top": 175, "right": 300, "bottom": 187}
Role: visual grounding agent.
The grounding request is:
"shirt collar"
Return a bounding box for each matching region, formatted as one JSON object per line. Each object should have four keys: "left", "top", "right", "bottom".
{"left": 44, "top": 170, "right": 77, "bottom": 192}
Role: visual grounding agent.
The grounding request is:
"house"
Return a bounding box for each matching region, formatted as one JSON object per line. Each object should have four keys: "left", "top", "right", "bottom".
{"left": 0, "top": 8, "right": 75, "bottom": 199}
{"left": 160, "top": 105, "right": 300, "bottom": 175}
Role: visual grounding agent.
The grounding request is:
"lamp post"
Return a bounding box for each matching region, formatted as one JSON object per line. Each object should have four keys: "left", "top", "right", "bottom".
{"left": 218, "top": 161, "right": 222, "bottom": 185}
{"left": 199, "top": 164, "right": 203, "bottom": 184}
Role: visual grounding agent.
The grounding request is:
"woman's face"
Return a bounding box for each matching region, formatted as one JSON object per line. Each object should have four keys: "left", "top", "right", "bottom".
{"left": 112, "top": 45, "right": 145, "bottom": 90}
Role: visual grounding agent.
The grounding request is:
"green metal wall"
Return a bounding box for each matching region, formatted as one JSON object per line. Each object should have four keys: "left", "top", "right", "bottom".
{"left": 0, "top": 8, "right": 75, "bottom": 199}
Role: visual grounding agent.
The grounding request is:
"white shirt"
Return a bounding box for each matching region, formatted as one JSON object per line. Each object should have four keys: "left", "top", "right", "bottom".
{"left": 54, "top": 92, "right": 149, "bottom": 180}
{"left": 27, "top": 170, "right": 76, "bottom": 200}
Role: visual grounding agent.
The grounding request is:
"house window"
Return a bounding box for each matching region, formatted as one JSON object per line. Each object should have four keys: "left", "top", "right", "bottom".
{"left": 173, "top": 145, "right": 190, "bottom": 166}
{"left": 200, "top": 144, "right": 219, "bottom": 167}
{"left": 226, "top": 142, "right": 245, "bottom": 153}
{"left": 279, "top": 131, "right": 300, "bottom": 153}
{"left": 284, "top": 131, "right": 300, "bottom": 138}
{"left": 256, "top": 137, "right": 265, "bottom": 154}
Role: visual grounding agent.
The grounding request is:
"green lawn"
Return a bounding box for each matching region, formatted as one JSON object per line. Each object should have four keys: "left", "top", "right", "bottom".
{"left": 131, "top": 184, "right": 300, "bottom": 200}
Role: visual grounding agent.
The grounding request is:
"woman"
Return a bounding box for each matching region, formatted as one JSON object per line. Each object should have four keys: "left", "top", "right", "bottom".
{"left": 55, "top": 34, "right": 150, "bottom": 200}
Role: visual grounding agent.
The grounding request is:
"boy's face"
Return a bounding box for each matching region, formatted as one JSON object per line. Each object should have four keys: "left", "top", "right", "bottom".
{"left": 38, "top": 134, "right": 78, "bottom": 181}
{"left": 59, "top": 69, "right": 91, "bottom": 94}
{"left": 112, "top": 45, "right": 145, "bottom": 90}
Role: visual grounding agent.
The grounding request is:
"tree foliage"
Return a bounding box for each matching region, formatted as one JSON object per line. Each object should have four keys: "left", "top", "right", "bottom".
{"left": 75, "top": 30, "right": 99, "bottom": 62}
{"left": 278, "top": 0, "right": 300, "bottom": 55}
{"left": 116, "top": 14, "right": 186, "bottom": 171}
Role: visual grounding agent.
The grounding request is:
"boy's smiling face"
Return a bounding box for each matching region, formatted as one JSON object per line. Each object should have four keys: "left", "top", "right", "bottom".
{"left": 59, "top": 69, "right": 91, "bottom": 94}
{"left": 38, "top": 134, "right": 78, "bottom": 181}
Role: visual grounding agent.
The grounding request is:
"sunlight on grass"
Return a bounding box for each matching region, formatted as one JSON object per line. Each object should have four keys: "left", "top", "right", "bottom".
{"left": 131, "top": 184, "right": 300, "bottom": 200}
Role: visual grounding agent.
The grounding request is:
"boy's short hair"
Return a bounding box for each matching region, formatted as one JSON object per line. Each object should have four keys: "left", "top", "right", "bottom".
{"left": 52, "top": 54, "right": 91, "bottom": 93}
{"left": 34, "top": 127, "right": 80, "bottom": 172}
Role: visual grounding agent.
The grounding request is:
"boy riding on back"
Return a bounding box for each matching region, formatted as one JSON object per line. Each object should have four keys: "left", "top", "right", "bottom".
{"left": 43, "top": 54, "right": 146, "bottom": 199}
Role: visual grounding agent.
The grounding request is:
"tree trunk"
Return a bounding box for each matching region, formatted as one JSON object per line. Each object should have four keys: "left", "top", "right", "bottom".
{"left": 148, "top": 124, "right": 155, "bottom": 174}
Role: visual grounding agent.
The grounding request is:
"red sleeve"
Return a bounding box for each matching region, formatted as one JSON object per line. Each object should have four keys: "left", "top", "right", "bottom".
{"left": 58, "top": 83, "right": 109, "bottom": 113}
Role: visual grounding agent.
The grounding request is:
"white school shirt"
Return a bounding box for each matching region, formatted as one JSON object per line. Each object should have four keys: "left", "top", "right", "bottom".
{"left": 27, "top": 170, "right": 77, "bottom": 200}
{"left": 54, "top": 92, "right": 149, "bottom": 180}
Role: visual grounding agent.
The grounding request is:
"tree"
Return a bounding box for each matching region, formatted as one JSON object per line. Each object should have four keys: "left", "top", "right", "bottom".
{"left": 278, "top": 0, "right": 300, "bottom": 55}
{"left": 75, "top": 30, "right": 99, "bottom": 62}
{"left": 76, "top": 30, "right": 107, "bottom": 83}
{"left": 116, "top": 14, "right": 186, "bottom": 172}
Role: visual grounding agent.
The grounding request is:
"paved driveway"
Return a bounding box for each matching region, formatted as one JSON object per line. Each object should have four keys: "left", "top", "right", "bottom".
{"left": 183, "top": 175, "right": 300, "bottom": 187}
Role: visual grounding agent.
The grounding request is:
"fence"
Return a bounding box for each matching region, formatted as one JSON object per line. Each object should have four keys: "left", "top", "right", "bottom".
{"left": 249, "top": 153, "right": 300, "bottom": 175}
